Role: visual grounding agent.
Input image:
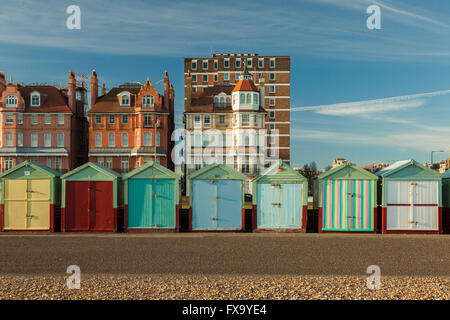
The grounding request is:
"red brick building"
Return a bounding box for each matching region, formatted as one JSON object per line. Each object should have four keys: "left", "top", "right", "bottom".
{"left": 87, "top": 71, "right": 175, "bottom": 173}
{"left": 0, "top": 71, "right": 88, "bottom": 172}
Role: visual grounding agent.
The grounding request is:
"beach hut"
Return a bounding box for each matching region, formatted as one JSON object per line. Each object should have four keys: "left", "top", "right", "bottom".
{"left": 377, "top": 159, "right": 442, "bottom": 234}
{"left": 0, "top": 161, "right": 61, "bottom": 232}
{"left": 189, "top": 163, "right": 246, "bottom": 231}
{"left": 123, "top": 161, "right": 180, "bottom": 232}
{"left": 252, "top": 160, "right": 308, "bottom": 232}
{"left": 441, "top": 169, "right": 450, "bottom": 233}
{"left": 61, "top": 162, "right": 122, "bottom": 232}
{"left": 313, "top": 163, "right": 378, "bottom": 233}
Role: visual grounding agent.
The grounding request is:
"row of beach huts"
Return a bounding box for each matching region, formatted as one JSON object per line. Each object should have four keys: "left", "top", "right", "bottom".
{"left": 0, "top": 159, "right": 449, "bottom": 234}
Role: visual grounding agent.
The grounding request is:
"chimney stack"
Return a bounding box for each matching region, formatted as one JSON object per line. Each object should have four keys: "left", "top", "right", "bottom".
{"left": 68, "top": 70, "right": 76, "bottom": 112}
{"left": 258, "top": 77, "right": 265, "bottom": 109}
{"left": 0, "top": 72, "right": 6, "bottom": 94}
{"left": 101, "top": 83, "right": 106, "bottom": 96}
{"left": 163, "top": 70, "right": 170, "bottom": 111}
{"left": 91, "top": 70, "right": 98, "bottom": 107}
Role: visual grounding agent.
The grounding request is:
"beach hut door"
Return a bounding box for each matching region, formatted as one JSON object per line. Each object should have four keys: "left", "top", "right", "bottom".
{"left": 410, "top": 181, "right": 438, "bottom": 230}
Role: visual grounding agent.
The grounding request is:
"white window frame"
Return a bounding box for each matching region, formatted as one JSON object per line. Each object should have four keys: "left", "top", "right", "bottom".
{"left": 32, "top": 114, "right": 38, "bottom": 125}
{"left": 57, "top": 132, "right": 64, "bottom": 147}
{"left": 269, "top": 72, "right": 275, "bottom": 80}
{"left": 242, "top": 114, "right": 250, "bottom": 123}
{"left": 269, "top": 110, "right": 275, "bottom": 119}
{"left": 224, "top": 73, "right": 229, "bottom": 81}
{"left": 44, "top": 114, "right": 51, "bottom": 125}
{"left": 156, "top": 132, "right": 160, "bottom": 147}
{"left": 214, "top": 74, "right": 218, "bottom": 82}
{"left": 247, "top": 58, "right": 252, "bottom": 67}
{"left": 121, "top": 157, "right": 129, "bottom": 174}
{"left": 204, "top": 115, "right": 211, "bottom": 125}
{"left": 95, "top": 132, "right": 102, "bottom": 147}
{"left": 269, "top": 85, "right": 275, "bottom": 93}
{"left": 95, "top": 115, "right": 102, "bottom": 124}
{"left": 270, "top": 58, "right": 276, "bottom": 68}
{"left": 17, "top": 114, "right": 23, "bottom": 124}
{"left": 235, "top": 58, "right": 241, "bottom": 68}
{"left": 17, "top": 132, "right": 23, "bottom": 146}
{"left": 109, "top": 115, "right": 115, "bottom": 124}
{"left": 106, "top": 157, "right": 112, "bottom": 169}
{"left": 46, "top": 157, "right": 53, "bottom": 168}
{"left": 202, "top": 74, "right": 208, "bottom": 82}
{"left": 31, "top": 133, "right": 38, "bottom": 147}
{"left": 108, "top": 133, "right": 115, "bottom": 147}
{"left": 143, "top": 95, "right": 154, "bottom": 108}
{"left": 269, "top": 98, "right": 275, "bottom": 106}
{"left": 143, "top": 131, "right": 152, "bottom": 146}
{"left": 58, "top": 114, "right": 64, "bottom": 125}
{"left": 258, "top": 58, "right": 264, "bottom": 68}
{"left": 5, "top": 132, "right": 13, "bottom": 147}
{"left": 135, "top": 132, "right": 139, "bottom": 146}
{"left": 44, "top": 133, "right": 51, "bottom": 147}
{"left": 224, "top": 58, "right": 230, "bottom": 68}
{"left": 122, "top": 114, "right": 128, "bottom": 124}
{"left": 192, "top": 74, "right": 197, "bottom": 82}
{"left": 5, "top": 95, "right": 17, "bottom": 108}
{"left": 202, "top": 60, "right": 208, "bottom": 70}
{"left": 5, "top": 114, "right": 13, "bottom": 124}
{"left": 120, "top": 92, "right": 131, "bottom": 106}
{"left": 30, "top": 92, "right": 40, "bottom": 107}
{"left": 191, "top": 60, "right": 197, "bottom": 70}
{"left": 122, "top": 132, "right": 128, "bottom": 147}
{"left": 218, "top": 115, "right": 226, "bottom": 125}
{"left": 214, "top": 60, "right": 218, "bottom": 69}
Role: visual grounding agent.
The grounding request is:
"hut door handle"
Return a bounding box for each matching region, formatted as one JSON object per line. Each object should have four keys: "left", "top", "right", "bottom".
{"left": 408, "top": 221, "right": 418, "bottom": 224}
{"left": 272, "top": 203, "right": 281, "bottom": 206}
{"left": 210, "top": 217, "right": 218, "bottom": 221}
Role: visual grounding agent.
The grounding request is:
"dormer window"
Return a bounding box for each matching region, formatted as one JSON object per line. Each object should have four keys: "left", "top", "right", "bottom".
{"left": 142, "top": 95, "right": 154, "bottom": 108}
{"left": 5, "top": 95, "right": 17, "bottom": 108}
{"left": 214, "top": 93, "right": 231, "bottom": 108}
{"left": 119, "top": 91, "right": 131, "bottom": 106}
{"left": 30, "top": 92, "right": 40, "bottom": 107}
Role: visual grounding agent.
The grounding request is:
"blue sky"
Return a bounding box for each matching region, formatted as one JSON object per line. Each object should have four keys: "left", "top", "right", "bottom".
{"left": 1, "top": 0, "right": 450, "bottom": 169}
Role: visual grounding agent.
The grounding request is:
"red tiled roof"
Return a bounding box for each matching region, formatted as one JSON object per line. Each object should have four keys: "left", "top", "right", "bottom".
{"left": 232, "top": 79, "right": 258, "bottom": 92}
{"left": 18, "top": 86, "right": 72, "bottom": 113}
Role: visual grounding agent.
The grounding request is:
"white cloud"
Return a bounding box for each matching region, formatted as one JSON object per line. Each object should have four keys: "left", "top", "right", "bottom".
{"left": 292, "top": 89, "right": 450, "bottom": 116}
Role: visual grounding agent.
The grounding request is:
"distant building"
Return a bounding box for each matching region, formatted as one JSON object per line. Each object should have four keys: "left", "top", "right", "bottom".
{"left": 361, "top": 163, "right": 389, "bottom": 173}
{"left": 332, "top": 158, "right": 349, "bottom": 168}
{"left": 0, "top": 71, "right": 87, "bottom": 173}
{"left": 87, "top": 70, "right": 175, "bottom": 174}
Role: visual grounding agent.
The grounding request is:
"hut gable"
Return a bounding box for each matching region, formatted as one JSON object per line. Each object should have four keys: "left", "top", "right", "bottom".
{"left": 61, "top": 162, "right": 121, "bottom": 181}
{"left": 123, "top": 161, "right": 180, "bottom": 180}
{"left": 253, "top": 160, "right": 307, "bottom": 184}
{"left": 317, "top": 163, "right": 378, "bottom": 181}
{"left": 189, "top": 163, "right": 246, "bottom": 181}
{"left": 376, "top": 159, "right": 441, "bottom": 180}
{"left": 0, "top": 161, "right": 60, "bottom": 180}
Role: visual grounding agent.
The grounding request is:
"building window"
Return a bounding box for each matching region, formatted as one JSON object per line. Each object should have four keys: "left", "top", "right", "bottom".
{"left": 44, "top": 114, "right": 51, "bottom": 125}
{"left": 54, "top": 157, "right": 62, "bottom": 171}
{"left": 44, "top": 133, "right": 51, "bottom": 147}
{"left": 253, "top": 93, "right": 259, "bottom": 105}
{"left": 258, "top": 58, "right": 264, "bottom": 68}
{"left": 109, "top": 115, "right": 115, "bottom": 124}
{"left": 270, "top": 135, "right": 276, "bottom": 145}
{"left": 235, "top": 58, "right": 241, "bottom": 68}
{"left": 214, "top": 60, "right": 218, "bottom": 69}
{"left": 32, "top": 114, "right": 38, "bottom": 125}
{"left": 224, "top": 73, "right": 229, "bottom": 81}
{"left": 95, "top": 132, "right": 102, "bottom": 147}
{"left": 214, "top": 74, "right": 218, "bottom": 82}
{"left": 204, "top": 115, "right": 211, "bottom": 125}
{"left": 97, "top": 157, "right": 104, "bottom": 166}
{"left": 31, "top": 133, "right": 38, "bottom": 147}
{"left": 108, "top": 133, "right": 115, "bottom": 147}
{"left": 269, "top": 98, "right": 275, "bottom": 106}
{"left": 143, "top": 114, "right": 152, "bottom": 127}
{"left": 5, "top": 132, "right": 13, "bottom": 147}
{"left": 224, "top": 58, "right": 230, "bottom": 68}
{"left": 194, "top": 115, "right": 201, "bottom": 126}
{"left": 191, "top": 60, "right": 197, "bottom": 70}
{"left": 143, "top": 95, "right": 154, "bottom": 107}
{"left": 121, "top": 157, "right": 129, "bottom": 174}
{"left": 269, "top": 123, "right": 275, "bottom": 131}
{"left": 192, "top": 74, "right": 197, "bottom": 82}
{"left": 218, "top": 115, "right": 226, "bottom": 125}
{"left": 269, "top": 110, "right": 275, "bottom": 119}
{"left": 156, "top": 132, "right": 160, "bottom": 147}
{"left": 31, "top": 93, "right": 40, "bottom": 107}
{"left": 247, "top": 58, "right": 252, "bottom": 67}
{"left": 269, "top": 73, "right": 275, "bottom": 80}
{"left": 202, "top": 74, "right": 208, "bottom": 82}
{"left": 18, "top": 114, "right": 23, "bottom": 124}
{"left": 95, "top": 115, "right": 102, "bottom": 124}
{"left": 17, "top": 132, "right": 23, "bottom": 146}
{"left": 192, "top": 87, "right": 197, "bottom": 92}
{"left": 106, "top": 157, "right": 112, "bottom": 169}
{"left": 5, "top": 114, "right": 13, "bottom": 124}
{"left": 270, "top": 58, "right": 276, "bottom": 68}
{"left": 244, "top": 135, "right": 250, "bottom": 146}
{"left": 121, "top": 94, "right": 130, "bottom": 106}
{"left": 135, "top": 132, "right": 140, "bottom": 146}
{"left": 235, "top": 73, "right": 239, "bottom": 80}
{"left": 57, "top": 133, "right": 64, "bottom": 147}
{"left": 5, "top": 95, "right": 17, "bottom": 107}
{"left": 269, "top": 85, "right": 275, "bottom": 93}
{"left": 122, "top": 115, "right": 128, "bottom": 124}
{"left": 46, "top": 157, "right": 52, "bottom": 168}
{"left": 58, "top": 114, "right": 64, "bottom": 125}
{"left": 143, "top": 132, "right": 152, "bottom": 146}
{"left": 122, "top": 133, "right": 128, "bottom": 147}
{"left": 4, "top": 157, "right": 14, "bottom": 170}
{"left": 202, "top": 60, "right": 208, "bottom": 70}
{"left": 242, "top": 114, "right": 250, "bottom": 123}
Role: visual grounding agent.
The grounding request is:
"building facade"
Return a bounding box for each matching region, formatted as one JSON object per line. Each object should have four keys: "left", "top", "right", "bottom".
{"left": 0, "top": 71, "right": 87, "bottom": 173}
{"left": 184, "top": 65, "right": 268, "bottom": 193}
{"left": 87, "top": 71, "right": 175, "bottom": 173}
{"left": 184, "top": 53, "right": 290, "bottom": 165}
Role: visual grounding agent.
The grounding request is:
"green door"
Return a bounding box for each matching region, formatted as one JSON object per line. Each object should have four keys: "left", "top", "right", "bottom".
{"left": 151, "top": 179, "right": 175, "bottom": 229}
{"left": 128, "top": 179, "right": 152, "bottom": 229}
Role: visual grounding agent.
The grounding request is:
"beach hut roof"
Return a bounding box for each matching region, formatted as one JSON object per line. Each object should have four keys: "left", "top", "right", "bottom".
{"left": 253, "top": 159, "right": 307, "bottom": 183}
{"left": 0, "top": 160, "right": 61, "bottom": 178}
{"left": 376, "top": 159, "right": 441, "bottom": 179}
{"left": 317, "top": 163, "right": 378, "bottom": 180}
{"left": 188, "top": 163, "right": 246, "bottom": 181}
{"left": 122, "top": 161, "right": 180, "bottom": 180}
{"left": 61, "top": 162, "right": 121, "bottom": 180}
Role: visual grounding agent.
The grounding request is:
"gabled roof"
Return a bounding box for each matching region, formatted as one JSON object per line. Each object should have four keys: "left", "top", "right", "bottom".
{"left": 317, "top": 163, "right": 378, "bottom": 180}
{"left": 122, "top": 161, "right": 180, "bottom": 180}
{"left": 188, "top": 163, "right": 246, "bottom": 181}
{"left": 232, "top": 79, "right": 258, "bottom": 92}
{"left": 0, "top": 160, "right": 61, "bottom": 178}
{"left": 17, "top": 86, "right": 72, "bottom": 113}
{"left": 376, "top": 159, "right": 441, "bottom": 179}
{"left": 253, "top": 159, "right": 307, "bottom": 183}
{"left": 61, "top": 162, "right": 121, "bottom": 180}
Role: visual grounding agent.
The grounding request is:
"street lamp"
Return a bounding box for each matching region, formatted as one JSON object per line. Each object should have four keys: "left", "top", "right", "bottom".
{"left": 431, "top": 150, "right": 445, "bottom": 166}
